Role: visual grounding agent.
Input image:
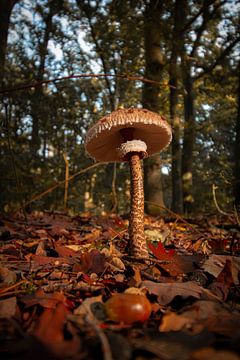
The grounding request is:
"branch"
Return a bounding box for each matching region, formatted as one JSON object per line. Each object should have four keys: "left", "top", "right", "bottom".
{"left": 180, "top": 0, "right": 218, "bottom": 34}
{"left": 212, "top": 184, "right": 230, "bottom": 216}
{"left": 0, "top": 73, "right": 176, "bottom": 94}
{"left": 190, "top": 0, "right": 225, "bottom": 58}
{"left": 195, "top": 36, "right": 240, "bottom": 79}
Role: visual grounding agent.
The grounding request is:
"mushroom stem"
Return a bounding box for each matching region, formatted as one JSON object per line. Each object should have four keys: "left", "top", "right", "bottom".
{"left": 129, "top": 153, "right": 149, "bottom": 258}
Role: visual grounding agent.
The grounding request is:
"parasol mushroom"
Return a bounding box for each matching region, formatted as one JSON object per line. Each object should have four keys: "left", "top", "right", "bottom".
{"left": 85, "top": 108, "right": 172, "bottom": 258}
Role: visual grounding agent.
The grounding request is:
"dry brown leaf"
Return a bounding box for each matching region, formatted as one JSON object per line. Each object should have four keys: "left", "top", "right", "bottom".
{"left": 25, "top": 254, "right": 72, "bottom": 270}
{"left": 65, "top": 244, "right": 82, "bottom": 252}
{"left": 54, "top": 244, "right": 80, "bottom": 257}
{"left": 202, "top": 255, "right": 240, "bottom": 285}
{"left": 159, "top": 299, "right": 240, "bottom": 336}
{"left": 80, "top": 249, "right": 106, "bottom": 274}
{"left": 21, "top": 288, "right": 67, "bottom": 309}
{"left": 0, "top": 297, "right": 17, "bottom": 318}
{"left": 141, "top": 280, "right": 203, "bottom": 305}
{"left": 73, "top": 295, "right": 103, "bottom": 323}
{"left": 159, "top": 311, "right": 195, "bottom": 332}
{"left": 35, "top": 241, "right": 47, "bottom": 256}
{"left": 208, "top": 259, "right": 235, "bottom": 300}
{"left": 0, "top": 267, "right": 17, "bottom": 285}
{"left": 109, "top": 257, "right": 126, "bottom": 271}
{"left": 34, "top": 302, "right": 80, "bottom": 358}
{"left": 191, "top": 347, "right": 239, "bottom": 360}
{"left": 125, "top": 287, "right": 147, "bottom": 296}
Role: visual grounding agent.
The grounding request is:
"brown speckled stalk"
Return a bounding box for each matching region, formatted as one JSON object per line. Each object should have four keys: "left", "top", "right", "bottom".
{"left": 129, "top": 153, "right": 149, "bottom": 258}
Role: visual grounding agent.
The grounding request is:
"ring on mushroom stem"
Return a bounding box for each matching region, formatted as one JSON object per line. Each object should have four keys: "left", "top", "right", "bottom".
{"left": 118, "top": 140, "right": 147, "bottom": 160}
{"left": 85, "top": 108, "right": 172, "bottom": 258}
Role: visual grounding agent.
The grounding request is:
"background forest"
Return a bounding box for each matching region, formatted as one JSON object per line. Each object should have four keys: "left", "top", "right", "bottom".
{"left": 0, "top": 0, "right": 239, "bottom": 216}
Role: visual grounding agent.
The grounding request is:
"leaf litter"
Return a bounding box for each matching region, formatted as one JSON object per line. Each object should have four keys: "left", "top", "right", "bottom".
{"left": 0, "top": 211, "right": 239, "bottom": 360}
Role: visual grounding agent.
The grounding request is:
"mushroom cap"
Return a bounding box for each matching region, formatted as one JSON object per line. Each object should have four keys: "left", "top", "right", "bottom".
{"left": 85, "top": 108, "right": 172, "bottom": 162}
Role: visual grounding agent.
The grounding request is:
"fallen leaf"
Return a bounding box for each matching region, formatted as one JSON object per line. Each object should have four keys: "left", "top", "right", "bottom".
{"left": 74, "top": 295, "right": 103, "bottom": 322}
{"left": 80, "top": 249, "right": 106, "bottom": 274}
{"left": 108, "top": 257, "right": 126, "bottom": 272}
{"left": 148, "top": 242, "right": 175, "bottom": 258}
{"left": 25, "top": 254, "right": 72, "bottom": 270}
{"left": 159, "top": 311, "right": 195, "bottom": 332}
{"left": 54, "top": 244, "right": 80, "bottom": 258}
{"left": 35, "top": 241, "right": 47, "bottom": 256}
{"left": 216, "top": 259, "right": 234, "bottom": 285}
{"left": 148, "top": 243, "right": 185, "bottom": 276}
{"left": 141, "top": 280, "right": 203, "bottom": 305}
{"left": 65, "top": 244, "right": 82, "bottom": 252}
{"left": 34, "top": 302, "right": 80, "bottom": 358}
{"left": 165, "top": 300, "right": 240, "bottom": 337}
{"left": 0, "top": 297, "right": 17, "bottom": 318}
{"left": 209, "top": 259, "right": 235, "bottom": 300}
{"left": 145, "top": 228, "right": 170, "bottom": 242}
{"left": 0, "top": 267, "right": 17, "bottom": 285}
{"left": 125, "top": 287, "right": 148, "bottom": 296}
{"left": 191, "top": 347, "right": 239, "bottom": 360}
{"left": 202, "top": 255, "right": 240, "bottom": 285}
{"left": 21, "top": 288, "right": 67, "bottom": 309}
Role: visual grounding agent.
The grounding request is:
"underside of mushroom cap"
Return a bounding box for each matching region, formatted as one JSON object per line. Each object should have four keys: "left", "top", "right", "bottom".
{"left": 85, "top": 108, "right": 172, "bottom": 162}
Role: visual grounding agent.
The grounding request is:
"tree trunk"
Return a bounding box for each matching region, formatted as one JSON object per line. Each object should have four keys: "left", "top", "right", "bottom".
{"left": 0, "top": 0, "right": 18, "bottom": 87}
{"left": 180, "top": 0, "right": 195, "bottom": 214}
{"left": 30, "top": 6, "right": 54, "bottom": 156}
{"left": 234, "top": 62, "right": 240, "bottom": 211}
{"left": 142, "top": 0, "right": 165, "bottom": 216}
{"left": 169, "top": 0, "right": 183, "bottom": 214}
{"left": 181, "top": 57, "right": 195, "bottom": 214}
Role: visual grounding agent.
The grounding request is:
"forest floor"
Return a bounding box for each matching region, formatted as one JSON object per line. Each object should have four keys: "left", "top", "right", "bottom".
{"left": 0, "top": 210, "right": 240, "bottom": 360}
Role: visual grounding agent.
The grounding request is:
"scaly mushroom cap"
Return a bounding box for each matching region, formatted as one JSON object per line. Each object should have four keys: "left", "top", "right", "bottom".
{"left": 85, "top": 108, "right": 172, "bottom": 162}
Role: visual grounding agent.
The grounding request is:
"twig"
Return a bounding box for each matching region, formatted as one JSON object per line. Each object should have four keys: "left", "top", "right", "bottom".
{"left": 111, "top": 163, "right": 117, "bottom": 213}
{"left": 84, "top": 315, "right": 113, "bottom": 360}
{"left": 110, "top": 228, "right": 128, "bottom": 242}
{"left": 0, "top": 280, "right": 27, "bottom": 295}
{"left": 63, "top": 153, "right": 69, "bottom": 210}
{"left": 11, "top": 162, "right": 107, "bottom": 215}
{"left": 0, "top": 289, "right": 30, "bottom": 298}
{"left": 123, "top": 255, "right": 172, "bottom": 265}
{"left": 145, "top": 201, "right": 202, "bottom": 234}
{"left": 212, "top": 184, "right": 230, "bottom": 216}
{"left": 0, "top": 73, "right": 176, "bottom": 94}
{"left": 233, "top": 205, "right": 240, "bottom": 226}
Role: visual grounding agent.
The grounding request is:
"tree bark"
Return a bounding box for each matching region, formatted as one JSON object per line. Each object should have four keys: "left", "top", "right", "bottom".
{"left": 142, "top": 0, "right": 165, "bottom": 215}
{"left": 169, "top": 0, "right": 183, "bottom": 213}
{"left": 180, "top": 0, "right": 195, "bottom": 214}
{"left": 234, "top": 62, "right": 240, "bottom": 211}
{"left": 30, "top": 5, "right": 55, "bottom": 156}
{"left": 181, "top": 55, "right": 195, "bottom": 214}
{"left": 0, "top": 0, "right": 18, "bottom": 87}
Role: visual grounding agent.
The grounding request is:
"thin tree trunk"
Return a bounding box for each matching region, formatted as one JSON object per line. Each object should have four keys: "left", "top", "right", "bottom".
{"left": 142, "top": 0, "right": 165, "bottom": 215}
{"left": 31, "top": 8, "right": 54, "bottom": 156}
{"left": 234, "top": 62, "right": 240, "bottom": 211}
{"left": 170, "top": 0, "right": 183, "bottom": 213}
{"left": 181, "top": 57, "right": 195, "bottom": 214}
{"left": 180, "top": 0, "right": 195, "bottom": 214}
{"left": 0, "top": 0, "right": 18, "bottom": 87}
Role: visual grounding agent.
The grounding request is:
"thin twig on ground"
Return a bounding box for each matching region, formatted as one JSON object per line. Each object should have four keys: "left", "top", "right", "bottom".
{"left": 84, "top": 314, "right": 113, "bottom": 360}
